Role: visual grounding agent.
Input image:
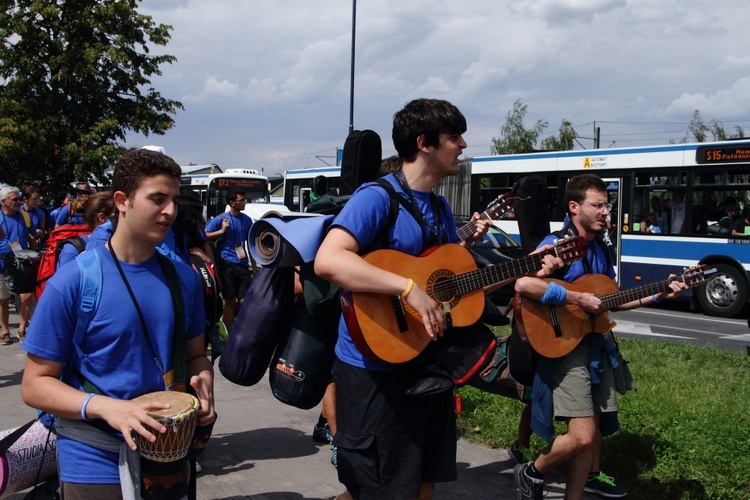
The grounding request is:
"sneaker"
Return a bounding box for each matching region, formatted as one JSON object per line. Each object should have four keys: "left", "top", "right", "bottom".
{"left": 0, "top": 333, "right": 11, "bottom": 345}
{"left": 514, "top": 463, "right": 544, "bottom": 500}
{"left": 508, "top": 440, "right": 535, "bottom": 464}
{"left": 312, "top": 422, "right": 333, "bottom": 444}
{"left": 584, "top": 471, "right": 627, "bottom": 498}
{"left": 330, "top": 445, "right": 338, "bottom": 469}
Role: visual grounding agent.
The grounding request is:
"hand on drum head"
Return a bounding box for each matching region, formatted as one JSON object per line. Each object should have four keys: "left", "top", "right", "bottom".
{"left": 91, "top": 396, "right": 171, "bottom": 451}
{"left": 190, "top": 374, "right": 216, "bottom": 427}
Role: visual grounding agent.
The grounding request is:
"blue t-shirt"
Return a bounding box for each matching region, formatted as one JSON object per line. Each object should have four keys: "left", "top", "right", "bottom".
{"left": 331, "top": 174, "right": 458, "bottom": 372}
{"left": 538, "top": 232, "right": 616, "bottom": 282}
{"left": 0, "top": 211, "right": 32, "bottom": 272}
{"left": 157, "top": 227, "right": 191, "bottom": 265}
{"left": 57, "top": 234, "right": 90, "bottom": 268}
{"left": 23, "top": 207, "right": 45, "bottom": 232}
{"left": 205, "top": 212, "right": 253, "bottom": 264}
{"left": 55, "top": 205, "right": 85, "bottom": 226}
{"left": 22, "top": 244, "right": 206, "bottom": 484}
{"left": 85, "top": 219, "right": 114, "bottom": 251}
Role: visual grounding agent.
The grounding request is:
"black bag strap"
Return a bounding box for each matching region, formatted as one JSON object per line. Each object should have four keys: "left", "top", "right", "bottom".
{"left": 374, "top": 178, "right": 446, "bottom": 253}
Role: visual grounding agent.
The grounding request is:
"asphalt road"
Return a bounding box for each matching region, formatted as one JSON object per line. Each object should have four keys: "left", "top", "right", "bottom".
{"left": 609, "top": 301, "right": 750, "bottom": 353}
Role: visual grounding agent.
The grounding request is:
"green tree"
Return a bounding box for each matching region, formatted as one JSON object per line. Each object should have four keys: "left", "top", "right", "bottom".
{"left": 683, "top": 110, "right": 709, "bottom": 142}
{"left": 0, "top": 0, "right": 183, "bottom": 192}
{"left": 540, "top": 119, "right": 577, "bottom": 151}
{"left": 491, "top": 99, "right": 549, "bottom": 154}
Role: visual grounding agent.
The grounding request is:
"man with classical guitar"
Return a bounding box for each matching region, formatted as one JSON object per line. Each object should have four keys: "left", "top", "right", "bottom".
{"left": 513, "top": 174, "right": 687, "bottom": 500}
{"left": 315, "top": 98, "right": 563, "bottom": 499}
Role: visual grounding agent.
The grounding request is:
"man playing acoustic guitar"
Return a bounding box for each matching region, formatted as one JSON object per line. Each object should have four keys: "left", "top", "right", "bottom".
{"left": 315, "top": 98, "right": 563, "bottom": 499}
{"left": 513, "top": 174, "right": 687, "bottom": 500}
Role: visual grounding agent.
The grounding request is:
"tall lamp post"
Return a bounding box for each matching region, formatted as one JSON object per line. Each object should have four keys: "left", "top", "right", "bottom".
{"left": 348, "top": 0, "right": 356, "bottom": 134}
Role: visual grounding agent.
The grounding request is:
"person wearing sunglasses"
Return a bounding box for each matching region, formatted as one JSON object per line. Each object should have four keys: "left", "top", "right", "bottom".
{"left": 0, "top": 186, "right": 35, "bottom": 344}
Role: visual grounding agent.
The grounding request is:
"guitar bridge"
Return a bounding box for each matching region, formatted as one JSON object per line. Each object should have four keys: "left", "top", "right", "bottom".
{"left": 549, "top": 305, "right": 562, "bottom": 338}
{"left": 389, "top": 294, "right": 409, "bottom": 332}
{"left": 443, "top": 301, "right": 453, "bottom": 328}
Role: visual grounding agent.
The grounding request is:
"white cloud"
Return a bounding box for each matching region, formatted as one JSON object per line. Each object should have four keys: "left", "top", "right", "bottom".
{"left": 665, "top": 77, "right": 750, "bottom": 117}
{"left": 129, "top": 0, "right": 750, "bottom": 171}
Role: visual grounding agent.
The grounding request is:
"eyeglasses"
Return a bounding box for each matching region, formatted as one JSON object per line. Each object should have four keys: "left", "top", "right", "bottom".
{"left": 7, "top": 197, "right": 22, "bottom": 203}
{"left": 581, "top": 201, "right": 612, "bottom": 212}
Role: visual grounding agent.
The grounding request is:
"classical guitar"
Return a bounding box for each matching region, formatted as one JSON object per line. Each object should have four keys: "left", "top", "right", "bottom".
{"left": 514, "top": 265, "right": 714, "bottom": 358}
{"left": 343, "top": 236, "right": 586, "bottom": 363}
{"left": 456, "top": 192, "right": 518, "bottom": 242}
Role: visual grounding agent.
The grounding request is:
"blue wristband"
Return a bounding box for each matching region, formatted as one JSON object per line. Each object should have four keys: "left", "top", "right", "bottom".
{"left": 652, "top": 294, "right": 662, "bottom": 304}
{"left": 81, "top": 393, "right": 95, "bottom": 422}
{"left": 540, "top": 281, "right": 568, "bottom": 305}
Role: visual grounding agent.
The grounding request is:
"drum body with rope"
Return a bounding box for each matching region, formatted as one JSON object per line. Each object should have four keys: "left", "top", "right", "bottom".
{"left": 132, "top": 391, "right": 200, "bottom": 463}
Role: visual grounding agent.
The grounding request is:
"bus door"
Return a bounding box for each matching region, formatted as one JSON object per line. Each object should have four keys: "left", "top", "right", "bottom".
{"left": 602, "top": 178, "right": 622, "bottom": 281}
{"left": 300, "top": 187, "right": 312, "bottom": 213}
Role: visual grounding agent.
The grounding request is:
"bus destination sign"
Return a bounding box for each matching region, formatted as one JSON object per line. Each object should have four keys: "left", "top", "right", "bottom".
{"left": 696, "top": 144, "right": 750, "bottom": 164}
{"left": 215, "top": 178, "right": 265, "bottom": 190}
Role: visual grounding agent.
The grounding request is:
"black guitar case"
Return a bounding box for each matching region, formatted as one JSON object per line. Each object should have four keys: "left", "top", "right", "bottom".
{"left": 508, "top": 175, "right": 550, "bottom": 386}
{"left": 338, "top": 129, "right": 382, "bottom": 196}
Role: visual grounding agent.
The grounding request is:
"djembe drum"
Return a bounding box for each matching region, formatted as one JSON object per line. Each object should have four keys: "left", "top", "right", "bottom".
{"left": 132, "top": 391, "right": 200, "bottom": 499}
{"left": 132, "top": 391, "right": 200, "bottom": 463}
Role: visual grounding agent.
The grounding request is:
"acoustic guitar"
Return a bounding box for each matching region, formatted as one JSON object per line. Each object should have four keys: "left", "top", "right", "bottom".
{"left": 456, "top": 192, "right": 518, "bottom": 242}
{"left": 343, "top": 236, "right": 586, "bottom": 363}
{"left": 514, "top": 265, "right": 714, "bottom": 358}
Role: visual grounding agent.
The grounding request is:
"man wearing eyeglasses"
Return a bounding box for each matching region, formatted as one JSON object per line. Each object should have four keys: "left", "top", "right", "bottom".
{"left": 513, "top": 174, "right": 687, "bottom": 499}
{"left": 0, "top": 186, "right": 35, "bottom": 345}
{"left": 205, "top": 187, "right": 253, "bottom": 331}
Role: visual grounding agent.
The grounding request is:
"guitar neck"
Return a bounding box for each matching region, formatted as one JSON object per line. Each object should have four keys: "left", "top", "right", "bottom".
{"left": 452, "top": 249, "right": 551, "bottom": 295}
{"left": 600, "top": 276, "right": 685, "bottom": 310}
{"left": 456, "top": 211, "right": 492, "bottom": 242}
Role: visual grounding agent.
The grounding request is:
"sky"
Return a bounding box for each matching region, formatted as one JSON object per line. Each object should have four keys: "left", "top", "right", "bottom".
{"left": 127, "top": 0, "right": 750, "bottom": 176}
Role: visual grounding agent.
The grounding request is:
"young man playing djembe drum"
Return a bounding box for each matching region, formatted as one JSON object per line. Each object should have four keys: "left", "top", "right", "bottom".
{"left": 21, "top": 148, "right": 216, "bottom": 499}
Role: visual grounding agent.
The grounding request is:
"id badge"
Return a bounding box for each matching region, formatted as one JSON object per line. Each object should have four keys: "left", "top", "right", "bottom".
{"left": 163, "top": 369, "right": 175, "bottom": 390}
{"left": 235, "top": 246, "right": 246, "bottom": 260}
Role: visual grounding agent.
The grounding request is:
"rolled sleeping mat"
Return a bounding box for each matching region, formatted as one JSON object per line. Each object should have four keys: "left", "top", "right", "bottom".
{"left": 0, "top": 421, "right": 57, "bottom": 498}
{"left": 248, "top": 214, "right": 334, "bottom": 268}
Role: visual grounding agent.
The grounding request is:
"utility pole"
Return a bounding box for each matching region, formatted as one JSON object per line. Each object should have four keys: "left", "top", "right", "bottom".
{"left": 348, "top": 0, "right": 357, "bottom": 134}
{"left": 593, "top": 122, "right": 601, "bottom": 148}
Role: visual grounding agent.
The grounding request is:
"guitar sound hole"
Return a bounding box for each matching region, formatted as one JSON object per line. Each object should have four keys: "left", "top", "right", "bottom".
{"left": 429, "top": 272, "right": 458, "bottom": 303}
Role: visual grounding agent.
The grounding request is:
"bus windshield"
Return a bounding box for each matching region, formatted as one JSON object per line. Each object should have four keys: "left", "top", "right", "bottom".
{"left": 206, "top": 171, "right": 270, "bottom": 218}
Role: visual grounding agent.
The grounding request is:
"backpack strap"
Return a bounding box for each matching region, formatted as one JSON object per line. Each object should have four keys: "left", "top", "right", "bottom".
{"left": 65, "top": 249, "right": 103, "bottom": 394}
{"left": 374, "top": 178, "right": 447, "bottom": 253}
{"left": 20, "top": 210, "right": 31, "bottom": 229}
{"left": 155, "top": 252, "right": 187, "bottom": 387}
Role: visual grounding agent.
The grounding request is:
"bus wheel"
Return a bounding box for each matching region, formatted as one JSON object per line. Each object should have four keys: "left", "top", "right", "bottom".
{"left": 697, "top": 263, "right": 747, "bottom": 318}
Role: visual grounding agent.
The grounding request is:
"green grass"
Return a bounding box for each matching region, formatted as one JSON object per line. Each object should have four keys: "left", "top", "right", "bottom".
{"left": 457, "top": 336, "right": 750, "bottom": 499}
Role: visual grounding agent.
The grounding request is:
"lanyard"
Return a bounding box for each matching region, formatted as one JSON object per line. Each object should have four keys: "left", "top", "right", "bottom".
{"left": 107, "top": 239, "right": 167, "bottom": 383}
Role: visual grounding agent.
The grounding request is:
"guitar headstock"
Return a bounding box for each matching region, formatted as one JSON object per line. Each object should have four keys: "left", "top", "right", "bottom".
{"left": 483, "top": 192, "right": 519, "bottom": 220}
{"left": 552, "top": 235, "right": 587, "bottom": 264}
{"left": 678, "top": 265, "right": 716, "bottom": 288}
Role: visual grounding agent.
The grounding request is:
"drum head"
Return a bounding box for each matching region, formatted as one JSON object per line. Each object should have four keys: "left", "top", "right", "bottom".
{"left": 132, "top": 391, "right": 199, "bottom": 419}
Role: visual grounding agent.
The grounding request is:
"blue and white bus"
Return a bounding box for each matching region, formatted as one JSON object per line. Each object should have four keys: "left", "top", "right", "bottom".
{"left": 283, "top": 166, "right": 342, "bottom": 212}
{"left": 469, "top": 140, "right": 750, "bottom": 318}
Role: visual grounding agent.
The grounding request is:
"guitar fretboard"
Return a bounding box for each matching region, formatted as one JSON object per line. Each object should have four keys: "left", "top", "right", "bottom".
{"left": 431, "top": 250, "right": 553, "bottom": 301}
{"left": 600, "top": 276, "right": 687, "bottom": 310}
